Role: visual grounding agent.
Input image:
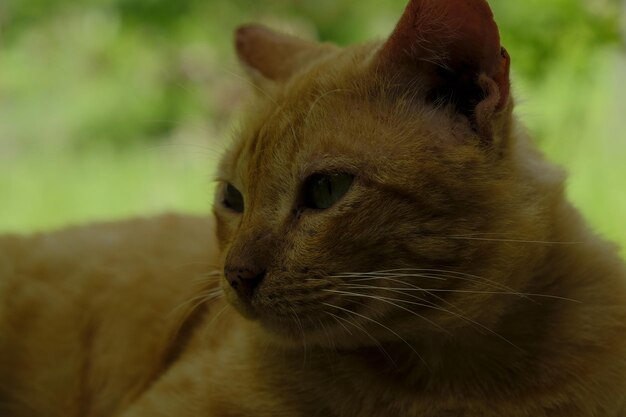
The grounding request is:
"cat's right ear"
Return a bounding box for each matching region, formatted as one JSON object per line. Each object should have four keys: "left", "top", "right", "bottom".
{"left": 235, "top": 24, "right": 336, "bottom": 86}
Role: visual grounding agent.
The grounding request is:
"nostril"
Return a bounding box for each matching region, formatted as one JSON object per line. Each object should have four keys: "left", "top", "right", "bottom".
{"left": 250, "top": 270, "right": 265, "bottom": 285}
{"left": 225, "top": 266, "right": 266, "bottom": 300}
{"left": 246, "top": 270, "right": 266, "bottom": 291}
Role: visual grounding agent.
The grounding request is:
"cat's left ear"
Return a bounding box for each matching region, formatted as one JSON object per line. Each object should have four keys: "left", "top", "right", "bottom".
{"left": 235, "top": 24, "right": 336, "bottom": 85}
{"left": 376, "top": 0, "right": 511, "bottom": 140}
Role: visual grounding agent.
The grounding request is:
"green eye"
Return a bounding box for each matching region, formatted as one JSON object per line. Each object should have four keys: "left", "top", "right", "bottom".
{"left": 303, "top": 173, "right": 354, "bottom": 210}
{"left": 223, "top": 183, "right": 244, "bottom": 213}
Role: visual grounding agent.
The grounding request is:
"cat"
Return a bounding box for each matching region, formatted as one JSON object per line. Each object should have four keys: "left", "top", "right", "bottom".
{"left": 1, "top": 0, "right": 626, "bottom": 416}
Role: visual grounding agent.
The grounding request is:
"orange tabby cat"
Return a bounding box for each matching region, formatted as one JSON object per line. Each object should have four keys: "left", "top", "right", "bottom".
{"left": 1, "top": 0, "right": 625, "bottom": 416}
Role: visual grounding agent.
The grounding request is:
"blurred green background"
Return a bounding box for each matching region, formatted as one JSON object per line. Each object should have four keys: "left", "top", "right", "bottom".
{"left": 0, "top": 0, "right": 624, "bottom": 254}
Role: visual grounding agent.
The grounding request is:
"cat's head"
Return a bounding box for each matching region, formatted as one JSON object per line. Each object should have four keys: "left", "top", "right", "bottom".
{"left": 215, "top": 0, "right": 560, "bottom": 349}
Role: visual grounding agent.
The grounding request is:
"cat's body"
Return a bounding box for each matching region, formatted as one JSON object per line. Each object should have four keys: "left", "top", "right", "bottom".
{"left": 0, "top": 215, "right": 218, "bottom": 416}
{"left": 2, "top": 212, "right": 626, "bottom": 417}
{"left": 2, "top": 0, "right": 626, "bottom": 415}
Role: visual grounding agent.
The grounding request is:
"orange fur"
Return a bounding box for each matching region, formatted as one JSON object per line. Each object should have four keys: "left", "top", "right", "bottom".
{"left": 1, "top": 0, "right": 626, "bottom": 416}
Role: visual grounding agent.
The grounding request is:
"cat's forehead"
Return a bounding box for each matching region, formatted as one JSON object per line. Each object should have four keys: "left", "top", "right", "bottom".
{"left": 227, "top": 98, "right": 352, "bottom": 187}
{"left": 221, "top": 44, "right": 467, "bottom": 189}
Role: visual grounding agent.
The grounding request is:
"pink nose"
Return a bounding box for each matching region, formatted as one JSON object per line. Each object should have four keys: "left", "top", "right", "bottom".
{"left": 224, "top": 265, "right": 266, "bottom": 302}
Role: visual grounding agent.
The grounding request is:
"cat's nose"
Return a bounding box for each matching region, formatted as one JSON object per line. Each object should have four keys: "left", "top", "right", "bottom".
{"left": 224, "top": 264, "right": 266, "bottom": 302}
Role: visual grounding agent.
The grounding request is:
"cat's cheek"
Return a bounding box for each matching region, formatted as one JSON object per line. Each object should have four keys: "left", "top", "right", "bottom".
{"left": 213, "top": 209, "right": 240, "bottom": 252}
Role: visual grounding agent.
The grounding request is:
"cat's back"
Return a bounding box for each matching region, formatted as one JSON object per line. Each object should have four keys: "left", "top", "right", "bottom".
{"left": 0, "top": 214, "right": 218, "bottom": 417}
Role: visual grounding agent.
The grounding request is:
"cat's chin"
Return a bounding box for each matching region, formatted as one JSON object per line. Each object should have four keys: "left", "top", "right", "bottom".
{"left": 233, "top": 305, "right": 316, "bottom": 338}
{"left": 257, "top": 317, "right": 309, "bottom": 338}
{"left": 257, "top": 316, "right": 384, "bottom": 351}
{"left": 224, "top": 290, "right": 299, "bottom": 333}
{"left": 224, "top": 292, "right": 257, "bottom": 320}
{"left": 256, "top": 316, "right": 340, "bottom": 347}
{"left": 228, "top": 299, "right": 336, "bottom": 343}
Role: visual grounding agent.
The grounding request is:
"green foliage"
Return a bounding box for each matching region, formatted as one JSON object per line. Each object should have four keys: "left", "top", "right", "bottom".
{"left": 493, "top": 0, "right": 622, "bottom": 80}
{"left": 0, "top": 0, "right": 624, "bottom": 256}
{"left": 1, "top": 0, "right": 621, "bottom": 151}
{"left": 0, "top": 147, "right": 217, "bottom": 231}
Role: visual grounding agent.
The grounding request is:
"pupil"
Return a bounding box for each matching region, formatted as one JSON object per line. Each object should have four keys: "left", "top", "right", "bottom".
{"left": 224, "top": 183, "right": 244, "bottom": 213}
{"left": 303, "top": 172, "right": 353, "bottom": 210}
{"left": 325, "top": 177, "right": 332, "bottom": 195}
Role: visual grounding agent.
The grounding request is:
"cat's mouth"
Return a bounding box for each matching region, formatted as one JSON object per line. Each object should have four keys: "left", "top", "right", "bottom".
{"left": 222, "top": 272, "right": 342, "bottom": 337}
{"left": 259, "top": 313, "right": 334, "bottom": 339}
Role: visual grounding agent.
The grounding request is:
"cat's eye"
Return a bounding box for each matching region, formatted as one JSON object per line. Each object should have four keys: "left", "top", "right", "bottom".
{"left": 223, "top": 183, "right": 244, "bottom": 213}
{"left": 302, "top": 173, "right": 354, "bottom": 210}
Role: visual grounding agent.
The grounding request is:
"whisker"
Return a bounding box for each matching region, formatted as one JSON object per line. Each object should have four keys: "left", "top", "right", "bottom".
{"left": 339, "top": 284, "right": 580, "bottom": 303}
{"left": 402, "top": 295, "right": 522, "bottom": 351}
{"left": 325, "top": 289, "right": 450, "bottom": 335}
{"left": 330, "top": 287, "right": 524, "bottom": 352}
{"left": 338, "top": 275, "right": 428, "bottom": 291}
{"left": 168, "top": 291, "right": 223, "bottom": 340}
{"left": 339, "top": 283, "right": 444, "bottom": 308}
{"left": 346, "top": 274, "right": 528, "bottom": 300}
{"left": 322, "top": 302, "right": 428, "bottom": 369}
{"left": 411, "top": 288, "right": 579, "bottom": 302}
{"left": 168, "top": 262, "right": 222, "bottom": 270}
{"left": 326, "top": 312, "right": 354, "bottom": 336}
{"left": 430, "top": 236, "right": 585, "bottom": 245}
{"left": 205, "top": 303, "right": 230, "bottom": 330}
{"left": 289, "top": 306, "right": 308, "bottom": 370}
{"left": 334, "top": 272, "right": 446, "bottom": 281}
{"left": 324, "top": 311, "right": 398, "bottom": 368}
{"left": 337, "top": 282, "right": 440, "bottom": 306}
{"left": 167, "top": 288, "right": 223, "bottom": 318}
{"left": 408, "top": 269, "right": 527, "bottom": 297}
{"left": 337, "top": 282, "right": 490, "bottom": 334}
{"left": 191, "top": 272, "right": 223, "bottom": 283}
{"left": 317, "top": 318, "right": 337, "bottom": 377}
{"left": 336, "top": 268, "right": 528, "bottom": 298}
